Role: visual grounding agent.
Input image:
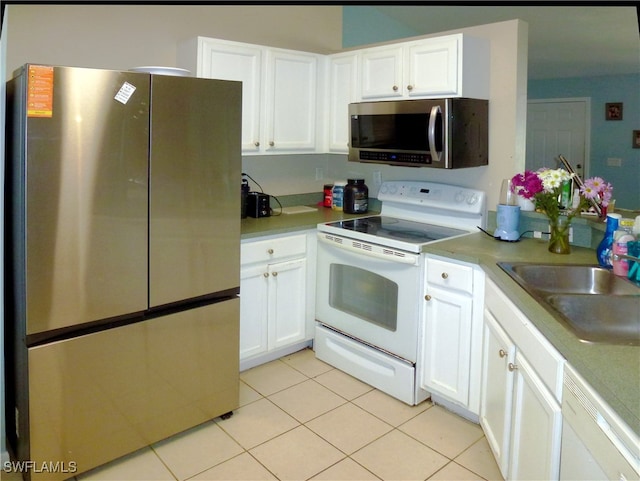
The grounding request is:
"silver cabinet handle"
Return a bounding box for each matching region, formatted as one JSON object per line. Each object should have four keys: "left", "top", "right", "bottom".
{"left": 254, "top": 141, "right": 260, "bottom": 147}
{"left": 263, "top": 272, "right": 269, "bottom": 278}
{"left": 267, "top": 248, "right": 274, "bottom": 254}
{"left": 392, "top": 85, "right": 399, "bottom": 91}
{"left": 272, "top": 272, "right": 278, "bottom": 277}
{"left": 407, "top": 85, "right": 413, "bottom": 91}
{"left": 269, "top": 141, "right": 275, "bottom": 147}
{"left": 508, "top": 363, "right": 518, "bottom": 372}
{"left": 424, "top": 294, "right": 432, "bottom": 301}
{"left": 499, "top": 349, "right": 507, "bottom": 358}
{"left": 441, "top": 272, "right": 448, "bottom": 279}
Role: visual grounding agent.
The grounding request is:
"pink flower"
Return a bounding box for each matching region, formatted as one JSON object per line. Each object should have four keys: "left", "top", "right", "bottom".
{"left": 581, "top": 177, "right": 613, "bottom": 207}
{"left": 510, "top": 170, "right": 543, "bottom": 199}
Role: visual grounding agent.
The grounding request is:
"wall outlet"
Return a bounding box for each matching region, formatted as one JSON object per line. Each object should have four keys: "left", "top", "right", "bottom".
{"left": 315, "top": 167, "right": 324, "bottom": 180}
{"left": 607, "top": 157, "right": 622, "bottom": 167}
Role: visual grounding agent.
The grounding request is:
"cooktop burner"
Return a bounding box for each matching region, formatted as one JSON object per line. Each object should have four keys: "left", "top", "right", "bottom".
{"left": 326, "top": 216, "right": 468, "bottom": 245}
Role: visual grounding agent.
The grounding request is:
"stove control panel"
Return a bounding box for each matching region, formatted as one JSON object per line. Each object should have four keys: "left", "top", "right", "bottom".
{"left": 378, "top": 181, "right": 485, "bottom": 215}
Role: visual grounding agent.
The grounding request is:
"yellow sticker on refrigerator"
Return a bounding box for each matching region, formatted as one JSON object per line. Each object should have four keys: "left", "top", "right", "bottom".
{"left": 27, "top": 65, "right": 54, "bottom": 118}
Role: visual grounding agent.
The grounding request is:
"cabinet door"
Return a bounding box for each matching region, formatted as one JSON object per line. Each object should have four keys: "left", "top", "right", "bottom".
{"left": 327, "top": 52, "right": 359, "bottom": 152}
{"left": 360, "top": 45, "right": 403, "bottom": 99}
{"left": 268, "top": 257, "right": 307, "bottom": 349}
{"left": 405, "top": 36, "right": 459, "bottom": 97}
{"left": 421, "top": 285, "right": 472, "bottom": 405}
{"left": 239, "top": 264, "right": 269, "bottom": 359}
{"left": 198, "top": 40, "right": 262, "bottom": 152}
{"left": 264, "top": 50, "right": 318, "bottom": 151}
{"left": 509, "top": 351, "right": 562, "bottom": 481}
{"left": 480, "top": 309, "right": 516, "bottom": 479}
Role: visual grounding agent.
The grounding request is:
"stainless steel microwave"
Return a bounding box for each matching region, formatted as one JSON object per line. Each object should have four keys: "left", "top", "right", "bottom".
{"left": 348, "top": 98, "right": 488, "bottom": 168}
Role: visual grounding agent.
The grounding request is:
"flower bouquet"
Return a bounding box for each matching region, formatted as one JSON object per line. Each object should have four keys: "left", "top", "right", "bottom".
{"left": 510, "top": 168, "right": 613, "bottom": 253}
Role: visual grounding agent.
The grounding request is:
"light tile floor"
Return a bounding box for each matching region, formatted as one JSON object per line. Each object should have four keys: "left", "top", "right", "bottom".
{"left": 3, "top": 348, "right": 503, "bottom": 481}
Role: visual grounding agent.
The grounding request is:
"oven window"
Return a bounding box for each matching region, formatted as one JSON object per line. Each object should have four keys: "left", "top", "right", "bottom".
{"left": 328, "top": 264, "right": 398, "bottom": 331}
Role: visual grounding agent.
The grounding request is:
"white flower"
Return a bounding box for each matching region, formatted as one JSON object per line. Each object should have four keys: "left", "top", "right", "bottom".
{"left": 537, "top": 168, "right": 574, "bottom": 193}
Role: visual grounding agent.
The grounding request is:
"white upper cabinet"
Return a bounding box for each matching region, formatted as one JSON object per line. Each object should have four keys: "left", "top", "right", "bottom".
{"left": 178, "top": 37, "right": 321, "bottom": 154}
{"left": 178, "top": 32, "right": 489, "bottom": 155}
{"left": 264, "top": 49, "right": 318, "bottom": 152}
{"left": 360, "top": 44, "right": 404, "bottom": 99}
{"left": 360, "top": 34, "right": 489, "bottom": 100}
{"left": 325, "top": 51, "right": 359, "bottom": 152}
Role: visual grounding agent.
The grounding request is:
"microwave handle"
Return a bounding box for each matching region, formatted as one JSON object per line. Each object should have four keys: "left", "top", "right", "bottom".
{"left": 428, "top": 105, "right": 442, "bottom": 164}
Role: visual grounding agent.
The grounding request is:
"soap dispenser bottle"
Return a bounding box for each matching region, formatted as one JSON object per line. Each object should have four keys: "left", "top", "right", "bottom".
{"left": 596, "top": 213, "right": 622, "bottom": 268}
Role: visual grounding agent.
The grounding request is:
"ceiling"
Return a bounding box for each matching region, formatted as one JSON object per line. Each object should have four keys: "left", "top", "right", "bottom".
{"left": 372, "top": 5, "right": 640, "bottom": 80}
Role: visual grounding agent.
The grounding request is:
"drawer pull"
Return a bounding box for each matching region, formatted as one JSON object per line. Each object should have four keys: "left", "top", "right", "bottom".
{"left": 267, "top": 248, "right": 274, "bottom": 255}
{"left": 499, "top": 349, "right": 507, "bottom": 358}
{"left": 508, "top": 363, "right": 518, "bottom": 372}
{"left": 424, "top": 294, "right": 432, "bottom": 301}
{"left": 272, "top": 272, "right": 278, "bottom": 277}
{"left": 441, "top": 272, "right": 449, "bottom": 279}
{"left": 263, "top": 272, "right": 269, "bottom": 278}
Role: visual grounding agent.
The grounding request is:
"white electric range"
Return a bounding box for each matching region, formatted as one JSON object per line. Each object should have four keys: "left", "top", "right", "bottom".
{"left": 315, "top": 180, "right": 486, "bottom": 405}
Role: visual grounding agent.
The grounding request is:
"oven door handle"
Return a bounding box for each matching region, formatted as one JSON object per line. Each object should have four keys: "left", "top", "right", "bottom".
{"left": 317, "top": 233, "right": 420, "bottom": 266}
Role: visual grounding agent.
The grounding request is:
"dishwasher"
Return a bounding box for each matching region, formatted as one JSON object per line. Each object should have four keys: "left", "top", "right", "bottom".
{"left": 560, "top": 364, "right": 639, "bottom": 481}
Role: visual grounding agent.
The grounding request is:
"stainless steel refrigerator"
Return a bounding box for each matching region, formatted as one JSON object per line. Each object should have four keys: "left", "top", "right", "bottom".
{"left": 4, "top": 64, "right": 242, "bottom": 480}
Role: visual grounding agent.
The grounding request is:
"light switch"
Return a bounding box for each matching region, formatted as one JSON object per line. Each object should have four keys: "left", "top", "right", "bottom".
{"left": 606, "top": 158, "right": 622, "bottom": 167}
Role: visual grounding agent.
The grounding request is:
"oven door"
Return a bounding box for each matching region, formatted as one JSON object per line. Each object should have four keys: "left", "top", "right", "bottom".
{"left": 315, "top": 232, "right": 423, "bottom": 363}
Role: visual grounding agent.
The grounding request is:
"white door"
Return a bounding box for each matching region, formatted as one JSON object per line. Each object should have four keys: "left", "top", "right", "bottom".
{"left": 526, "top": 99, "right": 590, "bottom": 179}
{"left": 480, "top": 309, "right": 516, "bottom": 478}
{"left": 200, "top": 40, "right": 263, "bottom": 152}
{"left": 327, "top": 52, "right": 359, "bottom": 152}
{"left": 269, "top": 257, "right": 307, "bottom": 349}
{"left": 509, "top": 351, "right": 562, "bottom": 481}
{"left": 265, "top": 49, "right": 318, "bottom": 151}
{"left": 421, "top": 285, "right": 472, "bottom": 405}
{"left": 239, "top": 263, "right": 269, "bottom": 359}
{"left": 360, "top": 45, "right": 404, "bottom": 99}
{"left": 405, "top": 37, "right": 458, "bottom": 98}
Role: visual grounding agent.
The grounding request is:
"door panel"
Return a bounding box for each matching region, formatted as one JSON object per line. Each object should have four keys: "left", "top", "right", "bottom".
{"left": 149, "top": 75, "right": 242, "bottom": 306}
{"left": 526, "top": 99, "right": 589, "bottom": 178}
{"left": 24, "top": 67, "right": 149, "bottom": 334}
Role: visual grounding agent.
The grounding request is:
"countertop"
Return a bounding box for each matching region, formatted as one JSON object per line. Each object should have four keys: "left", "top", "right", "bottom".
{"left": 241, "top": 207, "right": 640, "bottom": 437}
{"left": 241, "top": 205, "right": 368, "bottom": 239}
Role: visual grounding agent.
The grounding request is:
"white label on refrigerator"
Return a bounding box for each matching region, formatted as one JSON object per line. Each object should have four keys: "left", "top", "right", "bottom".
{"left": 114, "top": 82, "right": 136, "bottom": 104}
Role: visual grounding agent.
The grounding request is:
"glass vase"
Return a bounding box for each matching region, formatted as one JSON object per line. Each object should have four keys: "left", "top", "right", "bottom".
{"left": 548, "top": 216, "right": 571, "bottom": 254}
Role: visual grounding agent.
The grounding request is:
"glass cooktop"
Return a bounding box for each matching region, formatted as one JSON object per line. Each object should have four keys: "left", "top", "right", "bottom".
{"left": 325, "top": 216, "right": 468, "bottom": 245}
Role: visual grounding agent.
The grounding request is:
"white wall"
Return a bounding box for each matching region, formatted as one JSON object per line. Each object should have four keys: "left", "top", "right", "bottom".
{"left": 4, "top": 4, "right": 343, "bottom": 75}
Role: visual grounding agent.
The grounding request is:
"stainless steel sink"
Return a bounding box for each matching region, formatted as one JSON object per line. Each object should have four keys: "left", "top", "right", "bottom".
{"left": 498, "top": 262, "right": 640, "bottom": 346}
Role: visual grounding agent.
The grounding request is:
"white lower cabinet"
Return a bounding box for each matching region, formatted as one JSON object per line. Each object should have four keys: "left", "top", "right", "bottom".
{"left": 481, "top": 278, "right": 563, "bottom": 480}
{"left": 240, "top": 232, "right": 315, "bottom": 370}
{"left": 419, "top": 255, "right": 485, "bottom": 419}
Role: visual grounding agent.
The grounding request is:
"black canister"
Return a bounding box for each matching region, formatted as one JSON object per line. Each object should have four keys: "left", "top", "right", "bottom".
{"left": 241, "top": 179, "right": 250, "bottom": 218}
{"left": 344, "top": 178, "right": 369, "bottom": 214}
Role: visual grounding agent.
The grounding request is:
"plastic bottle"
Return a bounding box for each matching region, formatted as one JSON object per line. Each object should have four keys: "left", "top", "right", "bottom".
{"left": 323, "top": 184, "right": 333, "bottom": 208}
{"left": 612, "top": 219, "right": 634, "bottom": 276}
{"left": 633, "top": 215, "right": 640, "bottom": 237}
{"left": 596, "top": 213, "right": 621, "bottom": 268}
{"left": 331, "top": 181, "right": 346, "bottom": 211}
{"left": 343, "top": 179, "right": 369, "bottom": 214}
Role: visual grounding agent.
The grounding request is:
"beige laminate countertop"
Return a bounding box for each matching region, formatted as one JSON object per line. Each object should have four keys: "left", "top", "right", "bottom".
{"left": 241, "top": 208, "right": 640, "bottom": 437}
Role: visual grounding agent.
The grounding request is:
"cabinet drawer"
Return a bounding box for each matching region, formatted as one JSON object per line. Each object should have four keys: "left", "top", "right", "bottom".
{"left": 427, "top": 257, "right": 473, "bottom": 294}
{"left": 241, "top": 234, "right": 306, "bottom": 265}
